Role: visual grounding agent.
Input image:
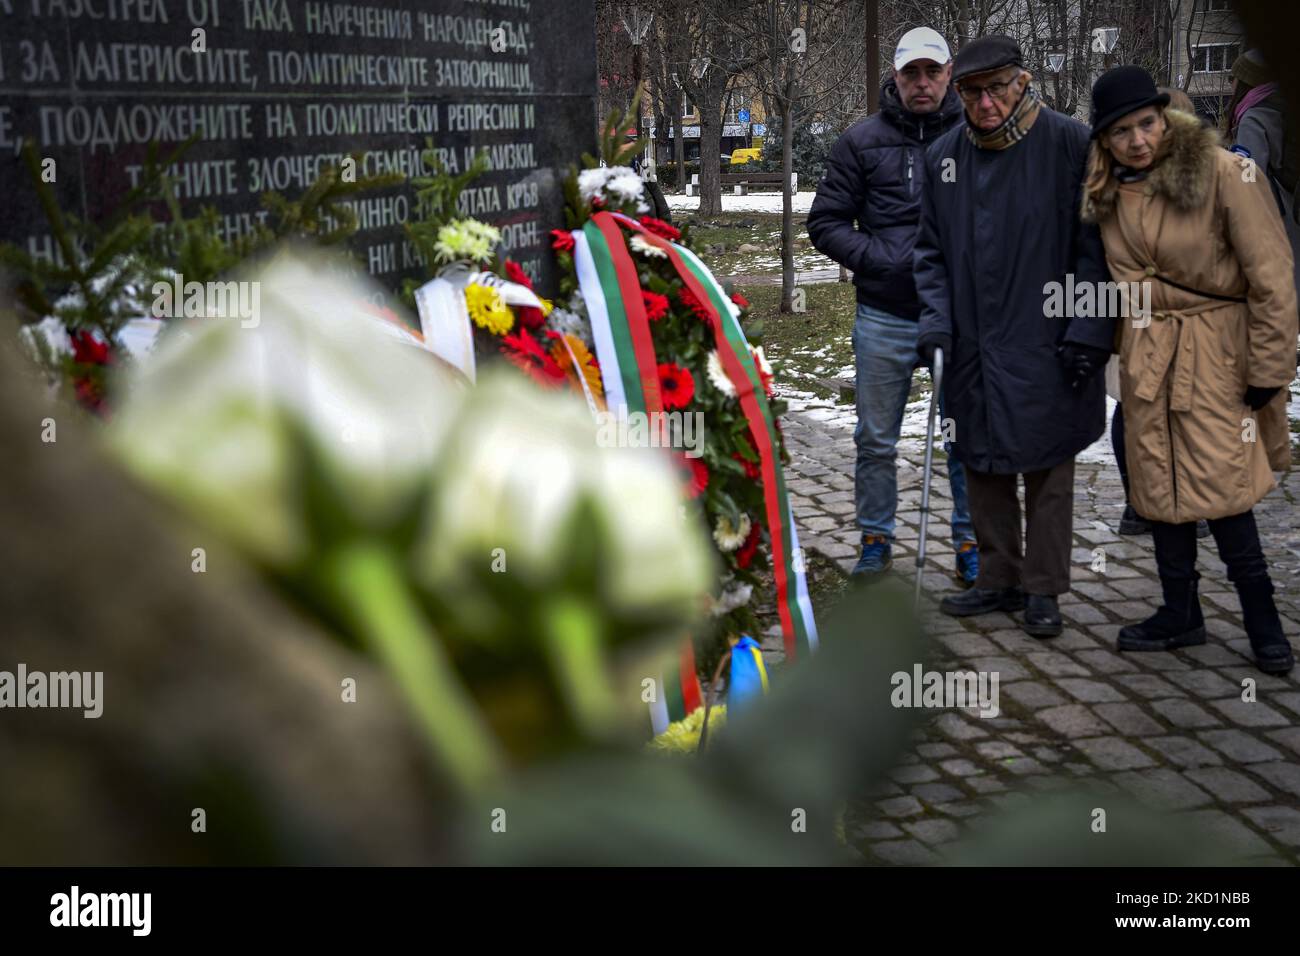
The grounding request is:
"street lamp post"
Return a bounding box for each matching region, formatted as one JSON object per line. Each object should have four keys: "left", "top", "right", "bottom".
{"left": 1047, "top": 51, "right": 1065, "bottom": 113}
{"left": 618, "top": 6, "right": 653, "bottom": 167}
{"left": 1092, "top": 26, "right": 1120, "bottom": 72}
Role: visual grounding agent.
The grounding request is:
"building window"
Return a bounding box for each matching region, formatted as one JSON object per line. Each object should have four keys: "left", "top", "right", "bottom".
{"left": 1191, "top": 42, "right": 1239, "bottom": 74}
{"left": 1196, "top": 0, "right": 1232, "bottom": 11}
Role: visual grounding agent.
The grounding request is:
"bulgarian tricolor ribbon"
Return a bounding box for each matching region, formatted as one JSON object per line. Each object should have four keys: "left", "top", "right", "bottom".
{"left": 572, "top": 211, "right": 818, "bottom": 733}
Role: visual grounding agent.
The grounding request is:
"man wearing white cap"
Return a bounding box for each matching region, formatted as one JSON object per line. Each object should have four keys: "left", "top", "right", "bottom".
{"left": 808, "top": 27, "right": 977, "bottom": 585}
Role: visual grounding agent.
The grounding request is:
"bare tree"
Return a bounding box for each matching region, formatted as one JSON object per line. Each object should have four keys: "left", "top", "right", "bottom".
{"left": 736, "top": 0, "right": 860, "bottom": 310}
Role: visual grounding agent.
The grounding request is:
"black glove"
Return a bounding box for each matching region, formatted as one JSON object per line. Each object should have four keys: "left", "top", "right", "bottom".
{"left": 1057, "top": 343, "right": 1109, "bottom": 390}
{"left": 1244, "top": 385, "right": 1280, "bottom": 410}
{"left": 917, "top": 332, "right": 952, "bottom": 371}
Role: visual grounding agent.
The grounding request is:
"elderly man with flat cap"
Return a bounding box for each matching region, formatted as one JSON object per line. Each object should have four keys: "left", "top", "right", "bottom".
{"left": 913, "top": 35, "right": 1115, "bottom": 637}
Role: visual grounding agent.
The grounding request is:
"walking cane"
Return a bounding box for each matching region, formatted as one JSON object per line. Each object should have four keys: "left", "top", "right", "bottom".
{"left": 915, "top": 347, "right": 943, "bottom": 614}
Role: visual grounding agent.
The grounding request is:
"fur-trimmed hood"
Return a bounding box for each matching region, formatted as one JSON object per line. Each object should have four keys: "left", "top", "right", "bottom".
{"left": 1080, "top": 108, "right": 1223, "bottom": 223}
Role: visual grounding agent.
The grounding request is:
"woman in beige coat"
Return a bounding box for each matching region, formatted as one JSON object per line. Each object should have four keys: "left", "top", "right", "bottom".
{"left": 1082, "top": 66, "right": 1297, "bottom": 674}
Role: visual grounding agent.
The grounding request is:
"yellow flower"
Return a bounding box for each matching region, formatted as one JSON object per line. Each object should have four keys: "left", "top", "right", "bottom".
{"left": 464, "top": 282, "right": 514, "bottom": 336}
{"left": 647, "top": 705, "right": 726, "bottom": 754}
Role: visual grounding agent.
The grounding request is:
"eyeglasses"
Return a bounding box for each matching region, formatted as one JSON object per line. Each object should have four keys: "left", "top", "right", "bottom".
{"left": 957, "top": 78, "right": 1015, "bottom": 103}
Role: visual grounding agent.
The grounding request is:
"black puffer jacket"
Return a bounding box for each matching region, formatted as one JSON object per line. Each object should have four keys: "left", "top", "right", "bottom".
{"left": 807, "top": 80, "right": 963, "bottom": 319}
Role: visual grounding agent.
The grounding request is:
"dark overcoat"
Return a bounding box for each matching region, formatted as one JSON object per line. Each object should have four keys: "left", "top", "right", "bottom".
{"left": 914, "top": 105, "right": 1114, "bottom": 474}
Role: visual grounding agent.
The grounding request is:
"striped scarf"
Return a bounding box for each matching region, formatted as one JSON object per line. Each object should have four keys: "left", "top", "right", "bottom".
{"left": 965, "top": 84, "right": 1042, "bottom": 150}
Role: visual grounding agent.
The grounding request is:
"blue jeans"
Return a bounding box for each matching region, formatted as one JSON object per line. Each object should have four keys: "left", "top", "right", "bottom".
{"left": 852, "top": 302, "right": 975, "bottom": 547}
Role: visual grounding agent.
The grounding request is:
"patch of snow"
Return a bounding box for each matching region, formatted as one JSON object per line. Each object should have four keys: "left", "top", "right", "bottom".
{"left": 667, "top": 191, "right": 818, "bottom": 214}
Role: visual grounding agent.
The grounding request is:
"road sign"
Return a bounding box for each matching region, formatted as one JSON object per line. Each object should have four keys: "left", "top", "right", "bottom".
{"left": 753, "top": 123, "right": 767, "bottom": 136}
{"left": 738, "top": 108, "right": 751, "bottom": 123}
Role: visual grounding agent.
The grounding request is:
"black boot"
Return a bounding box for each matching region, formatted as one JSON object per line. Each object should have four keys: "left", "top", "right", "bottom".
{"left": 1118, "top": 576, "right": 1207, "bottom": 651}
{"left": 1236, "top": 576, "right": 1295, "bottom": 675}
{"left": 1118, "top": 504, "right": 1151, "bottom": 536}
{"left": 1022, "top": 594, "right": 1062, "bottom": 638}
{"left": 940, "top": 586, "right": 1025, "bottom": 617}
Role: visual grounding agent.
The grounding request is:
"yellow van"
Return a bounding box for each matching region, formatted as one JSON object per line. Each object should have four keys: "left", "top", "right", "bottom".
{"left": 730, "top": 147, "right": 762, "bottom": 166}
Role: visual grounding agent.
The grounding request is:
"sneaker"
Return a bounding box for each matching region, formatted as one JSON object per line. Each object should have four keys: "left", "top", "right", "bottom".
{"left": 954, "top": 541, "right": 979, "bottom": 588}
{"left": 851, "top": 534, "right": 892, "bottom": 578}
{"left": 1118, "top": 505, "right": 1151, "bottom": 535}
{"left": 940, "top": 585, "right": 1025, "bottom": 617}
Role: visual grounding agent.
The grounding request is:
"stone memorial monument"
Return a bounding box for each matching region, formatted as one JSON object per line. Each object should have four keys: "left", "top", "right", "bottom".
{"left": 0, "top": 0, "right": 598, "bottom": 299}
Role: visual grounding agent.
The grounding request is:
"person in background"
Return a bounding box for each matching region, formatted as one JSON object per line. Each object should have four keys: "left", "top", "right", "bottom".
{"left": 1083, "top": 65, "right": 1297, "bottom": 674}
{"left": 1225, "top": 49, "right": 1299, "bottom": 298}
{"left": 913, "top": 35, "right": 1114, "bottom": 638}
{"left": 1161, "top": 86, "right": 1196, "bottom": 117}
{"left": 807, "top": 26, "right": 978, "bottom": 585}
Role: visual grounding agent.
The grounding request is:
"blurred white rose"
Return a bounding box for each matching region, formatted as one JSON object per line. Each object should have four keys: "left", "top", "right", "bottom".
{"left": 109, "top": 251, "right": 465, "bottom": 568}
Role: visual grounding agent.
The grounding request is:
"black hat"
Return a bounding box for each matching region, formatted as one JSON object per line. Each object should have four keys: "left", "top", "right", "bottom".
{"left": 952, "top": 35, "right": 1024, "bottom": 83}
{"left": 1089, "top": 65, "right": 1169, "bottom": 138}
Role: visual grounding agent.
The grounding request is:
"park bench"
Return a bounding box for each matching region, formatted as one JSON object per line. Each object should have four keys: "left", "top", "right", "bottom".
{"left": 684, "top": 172, "right": 797, "bottom": 196}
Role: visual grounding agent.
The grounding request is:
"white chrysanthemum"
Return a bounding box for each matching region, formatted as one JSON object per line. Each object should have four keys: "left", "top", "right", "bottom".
{"left": 462, "top": 219, "right": 502, "bottom": 245}
{"left": 713, "top": 512, "right": 752, "bottom": 552}
{"left": 433, "top": 219, "right": 500, "bottom": 264}
{"left": 546, "top": 306, "right": 593, "bottom": 344}
{"left": 629, "top": 233, "right": 668, "bottom": 259}
{"left": 605, "top": 168, "right": 645, "bottom": 202}
{"left": 751, "top": 345, "right": 772, "bottom": 376}
{"left": 706, "top": 349, "right": 736, "bottom": 397}
{"left": 577, "top": 167, "right": 614, "bottom": 203}
{"left": 578, "top": 165, "right": 647, "bottom": 212}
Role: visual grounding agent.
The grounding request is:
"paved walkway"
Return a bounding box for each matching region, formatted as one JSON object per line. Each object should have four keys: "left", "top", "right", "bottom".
{"left": 776, "top": 392, "right": 1300, "bottom": 864}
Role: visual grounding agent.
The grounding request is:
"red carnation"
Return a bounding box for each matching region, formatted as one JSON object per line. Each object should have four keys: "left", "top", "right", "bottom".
{"left": 503, "top": 260, "right": 547, "bottom": 328}
{"left": 517, "top": 306, "right": 546, "bottom": 330}
{"left": 71, "top": 329, "right": 112, "bottom": 366}
{"left": 731, "top": 291, "right": 750, "bottom": 309}
{"left": 551, "top": 229, "right": 575, "bottom": 253}
{"left": 674, "top": 451, "right": 709, "bottom": 500}
{"left": 639, "top": 216, "right": 680, "bottom": 241}
{"left": 642, "top": 290, "right": 670, "bottom": 322}
{"left": 504, "top": 259, "right": 533, "bottom": 289}
{"left": 677, "top": 287, "right": 713, "bottom": 322}
{"left": 657, "top": 361, "right": 695, "bottom": 410}
{"left": 736, "top": 521, "right": 762, "bottom": 569}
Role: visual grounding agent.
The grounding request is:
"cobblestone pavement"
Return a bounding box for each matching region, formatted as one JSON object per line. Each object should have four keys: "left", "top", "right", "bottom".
{"left": 775, "top": 393, "right": 1300, "bottom": 865}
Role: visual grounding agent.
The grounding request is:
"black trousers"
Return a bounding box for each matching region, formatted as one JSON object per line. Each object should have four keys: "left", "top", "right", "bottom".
{"left": 1111, "top": 402, "right": 1130, "bottom": 502}
{"left": 964, "top": 460, "right": 1075, "bottom": 595}
{"left": 1151, "top": 509, "right": 1269, "bottom": 584}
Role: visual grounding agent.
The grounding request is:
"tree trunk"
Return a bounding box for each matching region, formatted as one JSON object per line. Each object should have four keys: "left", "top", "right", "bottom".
{"left": 673, "top": 108, "right": 685, "bottom": 194}
{"left": 696, "top": 88, "right": 725, "bottom": 215}
{"left": 865, "top": 0, "right": 879, "bottom": 114}
{"left": 779, "top": 99, "right": 795, "bottom": 313}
